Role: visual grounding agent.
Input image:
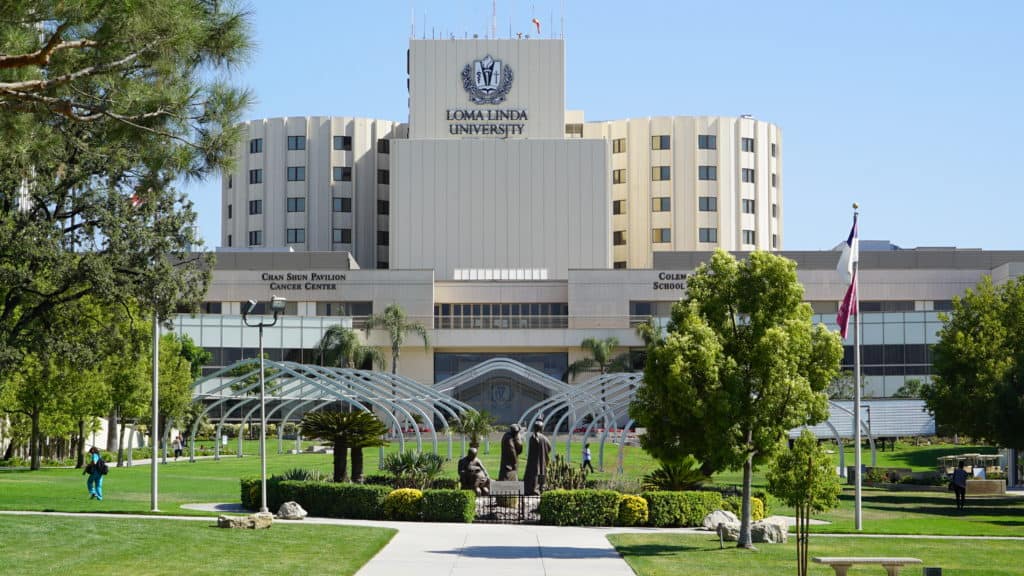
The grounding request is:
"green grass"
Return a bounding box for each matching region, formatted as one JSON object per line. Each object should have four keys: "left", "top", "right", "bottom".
{"left": 609, "top": 533, "right": 1022, "bottom": 576}
{"left": 0, "top": 514, "right": 394, "bottom": 576}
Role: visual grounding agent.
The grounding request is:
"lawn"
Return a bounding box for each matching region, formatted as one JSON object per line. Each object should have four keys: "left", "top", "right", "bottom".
{"left": 609, "top": 533, "right": 1022, "bottom": 576}
{"left": 0, "top": 514, "right": 395, "bottom": 576}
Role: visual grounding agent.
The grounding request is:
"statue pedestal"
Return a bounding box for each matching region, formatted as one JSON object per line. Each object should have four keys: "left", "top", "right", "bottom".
{"left": 489, "top": 480, "right": 524, "bottom": 494}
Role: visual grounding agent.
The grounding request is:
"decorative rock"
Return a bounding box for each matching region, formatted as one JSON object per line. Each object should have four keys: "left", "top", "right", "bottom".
{"left": 702, "top": 510, "right": 739, "bottom": 531}
{"left": 277, "top": 501, "right": 307, "bottom": 520}
{"left": 716, "top": 517, "right": 788, "bottom": 544}
{"left": 216, "top": 513, "right": 274, "bottom": 529}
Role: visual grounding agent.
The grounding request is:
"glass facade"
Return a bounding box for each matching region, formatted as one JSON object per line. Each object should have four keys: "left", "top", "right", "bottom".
{"left": 434, "top": 352, "right": 568, "bottom": 383}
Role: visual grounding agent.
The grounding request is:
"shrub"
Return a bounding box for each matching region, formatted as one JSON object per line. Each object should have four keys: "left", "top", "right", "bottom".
{"left": 240, "top": 477, "right": 259, "bottom": 510}
{"left": 642, "top": 491, "right": 723, "bottom": 527}
{"left": 428, "top": 477, "right": 459, "bottom": 490}
{"left": 384, "top": 488, "right": 424, "bottom": 521}
{"left": 241, "top": 479, "right": 390, "bottom": 518}
{"left": 641, "top": 456, "right": 708, "bottom": 491}
{"left": 422, "top": 489, "right": 475, "bottom": 523}
{"left": 545, "top": 454, "right": 589, "bottom": 490}
{"left": 362, "top": 474, "right": 394, "bottom": 487}
{"left": 383, "top": 451, "right": 446, "bottom": 489}
{"left": 617, "top": 494, "right": 649, "bottom": 526}
{"left": 280, "top": 468, "right": 328, "bottom": 482}
{"left": 865, "top": 468, "right": 888, "bottom": 483}
{"left": 538, "top": 489, "right": 620, "bottom": 526}
{"left": 590, "top": 477, "right": 643, "bottom": 495}
{"left": 720, "top": 495, "right": 765, "bottom": 521}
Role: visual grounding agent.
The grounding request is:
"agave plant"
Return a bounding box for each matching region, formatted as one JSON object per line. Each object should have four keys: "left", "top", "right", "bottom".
{"left": 545, "top": 454, "right": 589, "bottom": 490}
{"left": 382, "top": 450, "right": 446, "bottom": 489}
{"left": 641, "top": 456, "right": 708, "bottom": 491}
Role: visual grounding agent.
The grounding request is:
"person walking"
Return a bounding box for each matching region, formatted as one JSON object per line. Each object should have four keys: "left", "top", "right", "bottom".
{"left": 83, "top": 447, "right": 107, "bottom": 501}
{"left": 580, "top": 442, "right": 595, "bottom": 474}
{"left": 172, "top": 434, "right": 184, "bottom": 461}
{"left": 952, "top": 460, "right": 969, "bottom": 510}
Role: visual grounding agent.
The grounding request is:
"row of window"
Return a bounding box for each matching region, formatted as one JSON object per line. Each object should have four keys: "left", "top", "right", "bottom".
{"left": 612, "top": 227, "right": 720, "bottom": 245}
{"left": 232, "top": 197, "right": 391, "bottom": 217}
{"left": 434, "top": 302, "right": 570, "bottom": 330}
{"left": 240, "top": 227, "right": 356, "bottom": 246}
{"left": 609, "top": 197, "right": 776, "bottom": 216}
{"left": 611, "top": 166, "right": 774, "bottom": 185}
{"left": 607, "top": 134, "right": 777, "bottom": 156}
{"left": 245, "top": 167, "right": 389, "bottom": 185}
{"left": 248, "top": 135, "right": 388, "bottom": 154}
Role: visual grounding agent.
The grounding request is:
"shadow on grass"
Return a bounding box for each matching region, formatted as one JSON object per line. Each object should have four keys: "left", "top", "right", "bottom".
{"left": 430, "top": 545, "right": 621, "bottom": 560}
{"left": 615, "top": 543, "right": 710, "bottom": 557}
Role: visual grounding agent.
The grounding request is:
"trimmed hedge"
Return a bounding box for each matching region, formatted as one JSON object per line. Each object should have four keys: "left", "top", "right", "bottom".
{"left": 617, "top": 494, "right": 649, "bottom": 527}
{"left": 721, "top": 495, "right": 765, "bottom": 521}
{"left": 384, "top": 488, "right": 424, "bottom": 521}
{"left": 642, "top": 490, "right": 723, "bottom": 527}
{"left": 538, "top": 489, "right": 621, "bottom": 526}
{"left": 241, "top": 478, "right": 391, "bottom": 519}
{"left": 421, "top": 489, "right": 476, "bottom": 523}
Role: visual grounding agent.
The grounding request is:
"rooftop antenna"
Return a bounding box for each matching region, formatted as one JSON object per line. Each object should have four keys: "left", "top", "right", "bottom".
{"left": 560, "top": 0, "right": 564, "bottom": 38}
{"left": 410, "top": 5, "right": 415, "bottom": 38}
{"left": 492, "top": 0, "right": 497, "bottom": 39}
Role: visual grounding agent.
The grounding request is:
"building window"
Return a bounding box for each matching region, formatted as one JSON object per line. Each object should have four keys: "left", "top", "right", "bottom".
{"left": 613, "top": 169, "right": 627, "bottom": 184}
{"left": 377, "top": 230, "right": 389, "bottom": 245}
{"left": 287, "top": 135, "right": 305, "bottom": 150}
{"left": 287, "top": 166, "right": 305, "bottom": 182}
{"left": 249, "top": 138, "right": 263, "bottom": 154}
{"left": 333, "top": 166, "right": 352, "bottom": 182}
{"left": 333, "top": 197, "right": 352, "bottom": 213}
{"left": 772, "top": 234, "right": 778, "bottom": 248}
{"left": 613, "top": 231, "right": 627, "bottom": 246}
{"left": 742, "top": 199, "right": 755, "bottom": 214}
{"left": 248, "top": 199, "right": 262, "bottom": 215}
{"left": 612, "top": 138, "right": 626, "bottom": 154}
{"left": 377, "top": 169, "right": 389, "bottom": 185}
{"left": 772, "top": 203, "right": 778, "bottom": 218}
{"left": 333, "top": 135, "right": 352, "bottom": 151}
{"left": 742, "top": 168, "right": 755, "bottom": 183}
{"left": 651, "top": 228, "right": 671, "bottom": 243}
{"left": 227, "top": 175, "right": 232, "bottom": 189}
{"left": 287, "top": 228, "right": 305, "bottom": 244}
{"left": 377, "top": 139, "right": 390, "bottom": 154}
{"left": 699, "top": 196, "right": 717, "bottom": 212}
{"left": 698, "top": 165, "right": 717, "bottom": 180}
{"left": 612, "top": 200, "right": 626, "bottom": 215}
{"left": 651, "top": 135, "right": 670, "bottom": 150}
{"left": 741, "top": 137, "right": 755, "bottom": 152}
{"left": 742, "top": 229, "right": 756, "bottom": 244}
{"left": 698, "top": 134, "right": 717, "bottom": 150}
{"left": 652, "top": 197, "right": 670, "bottom": 212}
{"left": 332, "top": 228, "right": 352, "bottom": 244}
{"left": 248, "top": 169, "right": 263, "bottom": 184}
{"left": 377, "top": 261, "right": 390, "bottom": 269}
{"left": 248, "top": 230, "right": 262, "bottom": 246}
{"left": 771, "top": 173, "right": 777, "bottom": 187}
{"left": 771, "top": 142, "right": 777, "bottom": 157}
{"left": 378, "top": 200, "right": 390, "bottom": 215}
{"left": 651, "top": 166, "right": 671, "bottom": 181}
{"left": 565, "top": 123, "right": 583, "bottom": 136}
{"left": 613, "top": 261, "right": 627, "bottom": 269}
{"left": 699, "top": 227, "right": 717, "bottom": 243}
{"left": 227, "top": 204, "right": 232, "bottom": 219}
{"left": 227, "top": 234, "right": 232, "bottom": 247}
{"left": 287, "top": 197, "right": 305, "bottom": 212}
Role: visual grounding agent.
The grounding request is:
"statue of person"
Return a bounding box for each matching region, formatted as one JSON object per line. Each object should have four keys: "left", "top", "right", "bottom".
{"left": 498, "top": 423, "right": 523, "bottom": 481}
{"left": 458, "top": 446, "right": 491, "bottom": 495}
{"left": 523, "top": 419, "right": 551, "bottom": 495}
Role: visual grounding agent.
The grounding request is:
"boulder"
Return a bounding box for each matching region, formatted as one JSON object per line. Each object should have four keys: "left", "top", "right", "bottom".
{"left": 216, "top": 512, "right": 274, "bottom": 529}
{"left": 702, "top": 510, "right": 739, "bottom": 531}
{"left": 716, "top": 517, "right": 788, "bottom": 544}
{"left": 277, "top": 501, "right": 308, "bottom": 520}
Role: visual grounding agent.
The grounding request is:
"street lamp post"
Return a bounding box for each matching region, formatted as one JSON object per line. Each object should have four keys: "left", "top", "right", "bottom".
{"left": 242, "top": 295, "right": 287, "bottom": 514}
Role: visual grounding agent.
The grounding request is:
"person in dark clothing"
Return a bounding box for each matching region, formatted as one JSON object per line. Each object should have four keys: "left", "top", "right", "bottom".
{"left": 951, "top": 460, "right": 969, "bottom": 510}
{"left": 83, "top": 447, "right": 105, "bottom": 501}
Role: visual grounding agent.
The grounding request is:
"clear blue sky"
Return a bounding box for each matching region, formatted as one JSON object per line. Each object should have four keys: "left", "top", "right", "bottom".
{"left": 185, "top": 0, "right": 1024, "bottom": 251}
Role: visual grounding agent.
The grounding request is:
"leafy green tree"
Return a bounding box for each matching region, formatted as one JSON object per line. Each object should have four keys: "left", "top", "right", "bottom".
{"left": 364, "top": 304, "right": 430, "bottom": 374}
{"left": 451, "top": 410, "right": 495, "bottom": 448}
{"left": 0, "top": 0, "right": 253, "bottom": 378}
{"left": 566, "top": 337, "right": 631, "bottom": 380}
{"left": 767, "top": 430, "right": 841, "bottom": 576}
{"left": 630, "top": 250, "right": 843, "bottom": 548}
{"left": 300, "top": 410, "right": 388, "bottom": 482}
{"left": 924, "top": 276, "right": 1024, "bottom": 447}
{"left": 825, "top": 370, "right": 872, "bottom": 400}
{"left": 892, "top": 378, "right": 923, "bottom": 399}
{"left": 316, "top": 324, "right": 384, "bottom": 369}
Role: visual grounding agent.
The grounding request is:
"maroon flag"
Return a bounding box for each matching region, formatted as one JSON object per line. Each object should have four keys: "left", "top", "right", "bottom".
{"left": 837, "top": 270, "right": 857, "bottom": 339}
{"left": 130, "top": 193, "right": 144, "bottom": 208}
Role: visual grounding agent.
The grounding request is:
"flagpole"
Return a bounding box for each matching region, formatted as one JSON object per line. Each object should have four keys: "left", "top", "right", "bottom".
{"left": 852, "top": 204, "right": 862, "bottom": 531}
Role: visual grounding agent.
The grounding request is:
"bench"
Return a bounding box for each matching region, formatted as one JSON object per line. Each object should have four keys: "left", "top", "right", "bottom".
{"left": 813, "top": 557, "right": 922, "bottom": 576}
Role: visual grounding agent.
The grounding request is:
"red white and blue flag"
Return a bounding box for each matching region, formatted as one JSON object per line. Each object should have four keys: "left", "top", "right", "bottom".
{"left": 836, "top": 214, "right": 858, "bottom": 339}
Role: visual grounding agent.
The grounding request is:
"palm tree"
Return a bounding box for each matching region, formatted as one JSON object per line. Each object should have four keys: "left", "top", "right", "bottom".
{"left": 451, "top": 410, "right": 495, "bottom": 448}
{"left": 566, "top": 337, "right": 631, "bottom": 380}
{"left": 364, "top": 303, "right": 430, "bottom": 374}
{"left": 316, "top": 324, "right": 384, "bottom": 369}
{"left": 300, "top": 410, "right": 388, "bottom": 482}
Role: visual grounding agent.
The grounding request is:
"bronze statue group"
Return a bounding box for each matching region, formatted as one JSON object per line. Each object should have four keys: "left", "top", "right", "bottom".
{"left": 458, "top": 419, "right": 553, "bottom": 496}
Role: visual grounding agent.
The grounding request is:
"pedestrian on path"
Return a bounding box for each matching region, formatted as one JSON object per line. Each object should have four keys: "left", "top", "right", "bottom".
{"left": 172, "top": 434, "right": 184, "bottom": 461}
{"left": 581, "top": 442, "right": 594, "bottom": 474}
{"left": 951, "top": 460, "right": 968, "bottom": 510}
{"left": 83, "top": 447, "right": 107, "bottom": 501}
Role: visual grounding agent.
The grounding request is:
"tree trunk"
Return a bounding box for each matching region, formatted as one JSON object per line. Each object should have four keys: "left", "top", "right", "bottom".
{"left": 391, "top": 344, "right": 399, "bottom": 375}
{"left": 29, "top": 408, "right": 41, "bottom": 470}
{"left": 2, "top": 439, "right": 15, "bottom": 461}
{"left": 75, "top": 419, "right": 86, "bottom": 468}
{"left": 108, "top": 407, "right": 120, "bottom": 454}
{"left": 737, "top": 451, "right": 754, "bottom": 548}
{"left": 351, "top": 446, "right": 364, "bottom": 483}
{"left": 333, "top": 441, "right": 349, "bottom": 482}
{"left": 117, "top": 417, "right": 128, "bottom": 466}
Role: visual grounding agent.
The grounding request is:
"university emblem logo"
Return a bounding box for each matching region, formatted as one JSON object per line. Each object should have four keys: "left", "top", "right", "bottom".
{"left": 462, "top": 55, "right": 513, "bottom": 105}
